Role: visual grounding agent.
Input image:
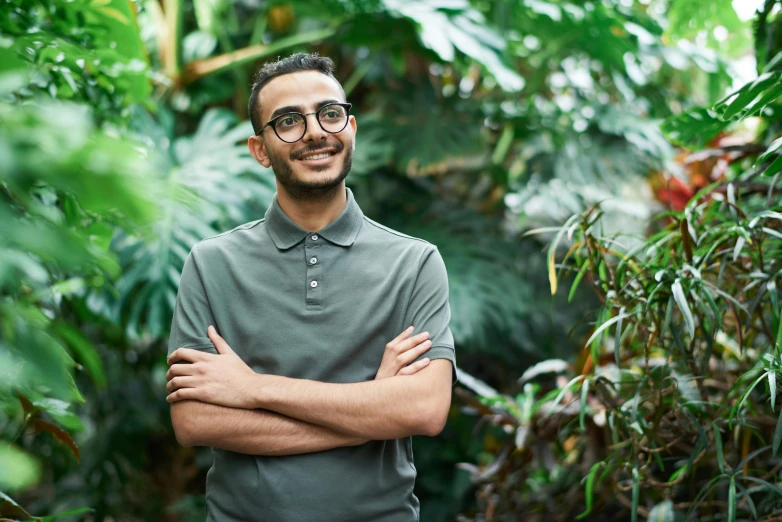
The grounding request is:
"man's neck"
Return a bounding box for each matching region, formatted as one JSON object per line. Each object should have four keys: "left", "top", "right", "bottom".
{"left": 275, "top": 184, "right": 347, "bottom": 233}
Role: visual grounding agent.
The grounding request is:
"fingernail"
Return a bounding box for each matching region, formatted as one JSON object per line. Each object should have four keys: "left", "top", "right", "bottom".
{"left": 208, "top": 325, "right": 213, "bottom": 332}
{"left": 423, "top": 358, "right": 430, "bottom": 363}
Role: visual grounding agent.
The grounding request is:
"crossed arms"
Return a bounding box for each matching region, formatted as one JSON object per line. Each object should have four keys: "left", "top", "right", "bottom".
{"left": 168, "top": 243, "right": 455, "bottom": 457}
{"left": 167, "top": 326, "right": 453, "bottom": 456}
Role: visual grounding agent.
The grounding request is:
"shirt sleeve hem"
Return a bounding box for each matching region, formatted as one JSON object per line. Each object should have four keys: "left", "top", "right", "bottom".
{"left": 178, "top": 343, "right": 218, "bottom": 354}
{"left": 419, "top": 345, "right": 458, "bottom": 385}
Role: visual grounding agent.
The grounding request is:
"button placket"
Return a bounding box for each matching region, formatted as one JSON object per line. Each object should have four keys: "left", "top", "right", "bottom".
{"left": 305, "top": 236, "right": 323, "bottom": 307}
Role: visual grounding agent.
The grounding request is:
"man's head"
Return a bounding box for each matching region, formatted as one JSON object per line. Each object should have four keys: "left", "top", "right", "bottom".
{"left": 247, "top": 53, "right": 357, "bottom": 199}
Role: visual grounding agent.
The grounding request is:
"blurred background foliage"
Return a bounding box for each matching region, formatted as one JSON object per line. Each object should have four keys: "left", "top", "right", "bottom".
{"left": 1, "top": 0, "right": 780, "bottom": 520}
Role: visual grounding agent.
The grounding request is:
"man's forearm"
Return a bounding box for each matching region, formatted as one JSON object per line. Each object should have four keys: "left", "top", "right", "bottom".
{"left": 171, "top": 400, "right": 369, "bottom": 456}
{"left": 256, "top": 363, "right": 450, "bottom": 440}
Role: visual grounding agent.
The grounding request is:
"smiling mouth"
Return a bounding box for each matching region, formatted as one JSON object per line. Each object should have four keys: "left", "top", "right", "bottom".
{"left": 300, "top": 151, "right": 335, "bottom": 160}
{"left": 295, "top": 147, "right": 340, "bottom": 165}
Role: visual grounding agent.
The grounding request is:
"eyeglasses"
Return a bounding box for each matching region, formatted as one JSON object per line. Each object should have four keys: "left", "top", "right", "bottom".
{"left": 257, "top": 102, "right": 353, "bottom": 143}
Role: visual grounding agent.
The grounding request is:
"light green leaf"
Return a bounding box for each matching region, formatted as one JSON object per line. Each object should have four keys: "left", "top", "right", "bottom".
{"left": 773, "top": 406, "right": 782, "bottom": 458}
{"left": 0, "top": 444, "right": 40, "bottom": 492}
{"left": 672, "top": 278, "right": 695, "bottom": 338}
{"left": 648, "top": 499, "right": 680, "bottom": 522}
{"left": 576, "top": 462, "right": 604, "bottom": 519}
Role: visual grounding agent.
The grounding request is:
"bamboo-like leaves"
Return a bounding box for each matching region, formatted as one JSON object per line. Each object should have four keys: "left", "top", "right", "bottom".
{"left": 547, "top": 215, "right": 580, "bottom": 296}
{"left": 576, "top": 462, "right": 604, "bottom": 519}
{"left": 672, "top": 278, "right": 695, "bottom": 339}
{"left": 513, "top": 170, "right": 782, "bottom": 519}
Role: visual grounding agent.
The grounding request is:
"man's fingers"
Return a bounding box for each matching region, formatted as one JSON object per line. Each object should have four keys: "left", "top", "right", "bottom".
{"left": 396, "top": 331, "right": 430, "bottom": 354}
{"left": 166, "top": 376, "right": 197, "bottom": 393}
{"left": 166, "top": 364, "right": 197, "bottom": 381}
{"left": 208, "top": 325, "right": 234, "bottom": 354}
{"left": 396, "top": 339, "right": 432, "bottom": 366}
{"left": 388, "top": 325, "right": 414, "bottom": 346}
{"left": 168, "top": 348, "right": 213, "bottom": 365}
{"left": 397, "top": 358, "right": 430, "bottom": 376}
{"left": 167, "top": 387, "right": 197, "bottom": 403}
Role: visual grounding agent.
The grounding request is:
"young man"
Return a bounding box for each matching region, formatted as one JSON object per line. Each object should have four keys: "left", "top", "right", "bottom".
{"left": 165, "top": 53, "right": 457, "bottom": 521}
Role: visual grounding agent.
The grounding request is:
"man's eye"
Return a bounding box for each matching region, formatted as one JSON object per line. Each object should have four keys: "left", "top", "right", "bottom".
{"left": 279, "top": 117, "right": 296, "bottom": 127}
{"left": 322, "top": 109, "right": 342, "bottom": 120}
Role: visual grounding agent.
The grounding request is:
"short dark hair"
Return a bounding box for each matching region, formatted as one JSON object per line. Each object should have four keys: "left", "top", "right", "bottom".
{"left": 248, "top": 52, "right": 345, "bottom": 135}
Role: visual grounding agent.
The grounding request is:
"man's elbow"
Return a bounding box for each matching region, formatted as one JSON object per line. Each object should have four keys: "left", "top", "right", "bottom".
{"left": 171, "top": 401, "right": 205, "bottom": 447}
{"left": 417, "top": 401, "right": 449, "bottom": 437}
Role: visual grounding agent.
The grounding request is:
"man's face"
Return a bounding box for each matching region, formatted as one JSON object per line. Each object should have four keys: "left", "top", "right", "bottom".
{"left": 248, "top": 70, "right": 357, "bottom": 197}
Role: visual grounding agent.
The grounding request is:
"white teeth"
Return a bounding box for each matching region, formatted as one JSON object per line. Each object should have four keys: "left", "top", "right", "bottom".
{"left": 301, "top": 152, "right": 334, "bottom": 161}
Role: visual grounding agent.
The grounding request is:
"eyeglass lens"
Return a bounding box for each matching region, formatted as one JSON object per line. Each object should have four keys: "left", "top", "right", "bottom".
{"left": 274, "top": 104, "right": 349, "bottom": 142}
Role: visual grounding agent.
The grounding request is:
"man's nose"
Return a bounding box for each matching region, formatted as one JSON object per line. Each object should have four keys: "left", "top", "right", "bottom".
{"left": 302, "top": 113, "right": 328, "bottom": 142}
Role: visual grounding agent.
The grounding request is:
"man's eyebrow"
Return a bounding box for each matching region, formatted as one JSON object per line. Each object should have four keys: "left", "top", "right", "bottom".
{"left": 267, "top": 99, "right": 343, "bottom": 121}
{"left": 268, "top": 105, "right": 300, "bottom": 121}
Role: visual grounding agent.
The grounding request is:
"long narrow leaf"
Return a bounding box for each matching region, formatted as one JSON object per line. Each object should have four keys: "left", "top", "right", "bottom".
{"left": 579, "top": 378, "right": 590, "bottom": 430}
{"left": 547, "top": 215, "right": 580, "bottom": 295}
{"left": 672, "top": 278, "right": 695, "bottom": 338}
{"left": 576, "top": 462, "right": 604, "bottom": 519}
{"left": 714, "top": 424, "right": 725, "bottom": 474}
{"left": 584, "top": 311, "right": 634, "bottom": 348}
{"left": 568, "top": 258, "right": 589, "bottom": 303}
{"left": 631, "top": 465, "right": 639, "bottom": 522}
{"left": 773, "top": 408, "right": 782, "bottom": 457}
{"left": 552, "top": 375, "right": 586, "bottom": 406}
{"left": 728, "top": 476, "right": 736, "bottom": 522}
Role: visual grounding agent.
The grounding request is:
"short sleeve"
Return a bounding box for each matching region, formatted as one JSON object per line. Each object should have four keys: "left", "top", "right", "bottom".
{"left": 168, "top": 243, "right": 219, "bottom": 358}
{"left": 403, "top": 246, "right": 458, "bottom": 385}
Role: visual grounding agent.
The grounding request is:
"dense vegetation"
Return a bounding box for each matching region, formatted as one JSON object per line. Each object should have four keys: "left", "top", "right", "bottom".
{"left": 1, "top": 0, "right": 780, "bottom": 521}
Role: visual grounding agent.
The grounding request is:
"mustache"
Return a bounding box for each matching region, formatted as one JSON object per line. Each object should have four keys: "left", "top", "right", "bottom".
{"left": 291, "top": 141, "right": 344, "bottom": 160}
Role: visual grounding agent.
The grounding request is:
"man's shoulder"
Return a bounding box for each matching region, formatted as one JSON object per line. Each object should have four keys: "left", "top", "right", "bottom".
{"left": 192, "top": 218, "right": 267, "bottom": 255}
{"left": 360, "top": 216, "right": 436, "bottom": 254}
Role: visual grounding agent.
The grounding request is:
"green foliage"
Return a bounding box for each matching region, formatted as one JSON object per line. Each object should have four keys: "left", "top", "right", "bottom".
{"left": 381, "top": 0, "right": 524, "bottom": 91}
{"left": 0, "top": 0, "right": 766, "bottom": 520}
{"left": 666, "top": 0, "right": 752, "bottom": 58}
{"left": 458, "top": 155, "right": 782, "bottom": 519}
{"left": 2, "top": 0, "right": 151, "bottom": 117}
{"left": 87, "top": 107, "right": 275, "bottom": 340}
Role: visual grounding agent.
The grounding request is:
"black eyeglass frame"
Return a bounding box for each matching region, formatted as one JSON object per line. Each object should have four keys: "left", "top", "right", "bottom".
{"left": 256, "top": 102, "right": 353, "bottom": 142}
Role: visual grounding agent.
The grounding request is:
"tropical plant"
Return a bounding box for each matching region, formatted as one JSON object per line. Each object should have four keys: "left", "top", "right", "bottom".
{"left": 0, "top": 21, "right": 157, "bottom": 519}
{"left": 453, "top": 5, "right": 782, "bottom": 516}
{"left": 1, "top": 0, "right": 763, "bottom": 520}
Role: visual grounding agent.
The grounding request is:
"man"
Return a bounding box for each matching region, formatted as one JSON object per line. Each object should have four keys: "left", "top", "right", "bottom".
{"left": 165, "top": 52, "right": 457, "bottom": 521}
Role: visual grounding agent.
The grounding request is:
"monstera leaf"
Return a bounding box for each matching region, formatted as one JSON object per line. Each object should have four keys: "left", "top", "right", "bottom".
{"left": 87, "top": 108, "right": 276, "bottom": 340}
{"left": 381, "top": 0, "right": 524, "bottom": 92}
{"left": 361, "top": 80, "right": 487, "bottom": 174}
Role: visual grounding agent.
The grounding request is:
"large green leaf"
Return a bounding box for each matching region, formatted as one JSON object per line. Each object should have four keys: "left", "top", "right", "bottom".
{"left": 0, "top": 445, "right": 40, "bottom": 492}
{"left": 361, "top": 81, "right": 486, "bottom": 173}
{"left": 87, "top": 108, "right": 276, "bottom": 340}
{"left": 661, "top": 107, "right": 730, "bottom": 148}
{"left": 381, "top": 0, "right": 524, "bottom": 91}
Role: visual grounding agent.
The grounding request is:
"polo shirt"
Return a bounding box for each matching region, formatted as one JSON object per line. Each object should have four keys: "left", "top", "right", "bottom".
{"left": 167, "top": 185, "right": 457, "bottom": 522}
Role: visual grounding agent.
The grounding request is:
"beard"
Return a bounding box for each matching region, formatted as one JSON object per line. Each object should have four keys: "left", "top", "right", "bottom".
{"left": 266, "top": 139, "right": 354, "bottom": 201}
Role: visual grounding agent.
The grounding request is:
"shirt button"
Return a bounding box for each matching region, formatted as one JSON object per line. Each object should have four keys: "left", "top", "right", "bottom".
{"left": 310, "top": 280, "right": 318, "bottom": 288}
{"left": 311, "top": 234, "right": 319, "bottom": 240}
{"left": 309, "top": 257, "right": 317, "bottom": 265}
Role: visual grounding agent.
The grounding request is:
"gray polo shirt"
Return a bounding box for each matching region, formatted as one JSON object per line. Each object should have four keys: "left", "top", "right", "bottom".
{"left": 168, "top": 186, "right": 457, "bottom": 521}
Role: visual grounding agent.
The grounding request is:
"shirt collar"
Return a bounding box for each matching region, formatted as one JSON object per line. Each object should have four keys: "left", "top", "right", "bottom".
{"left": 265, "top": 186, "right": 364, "bottom": 250}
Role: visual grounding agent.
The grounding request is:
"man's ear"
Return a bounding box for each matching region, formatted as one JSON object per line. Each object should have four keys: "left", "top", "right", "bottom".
{"left": 248, "top": 135, "right": 271, "bottom": 168}
{"left": 349, "top": 114, "right": 357, "bottom": 151}
{"left": 349, "top": 114, "right": 357, "bottom": 135}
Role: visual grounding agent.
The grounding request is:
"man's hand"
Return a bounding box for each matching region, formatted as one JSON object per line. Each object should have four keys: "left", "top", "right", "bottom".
{"left": 374, "top": 326, "right": 432, "bottom": 380}
{"left": 166, "top": 325, "right": 259, "bottom": 408}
